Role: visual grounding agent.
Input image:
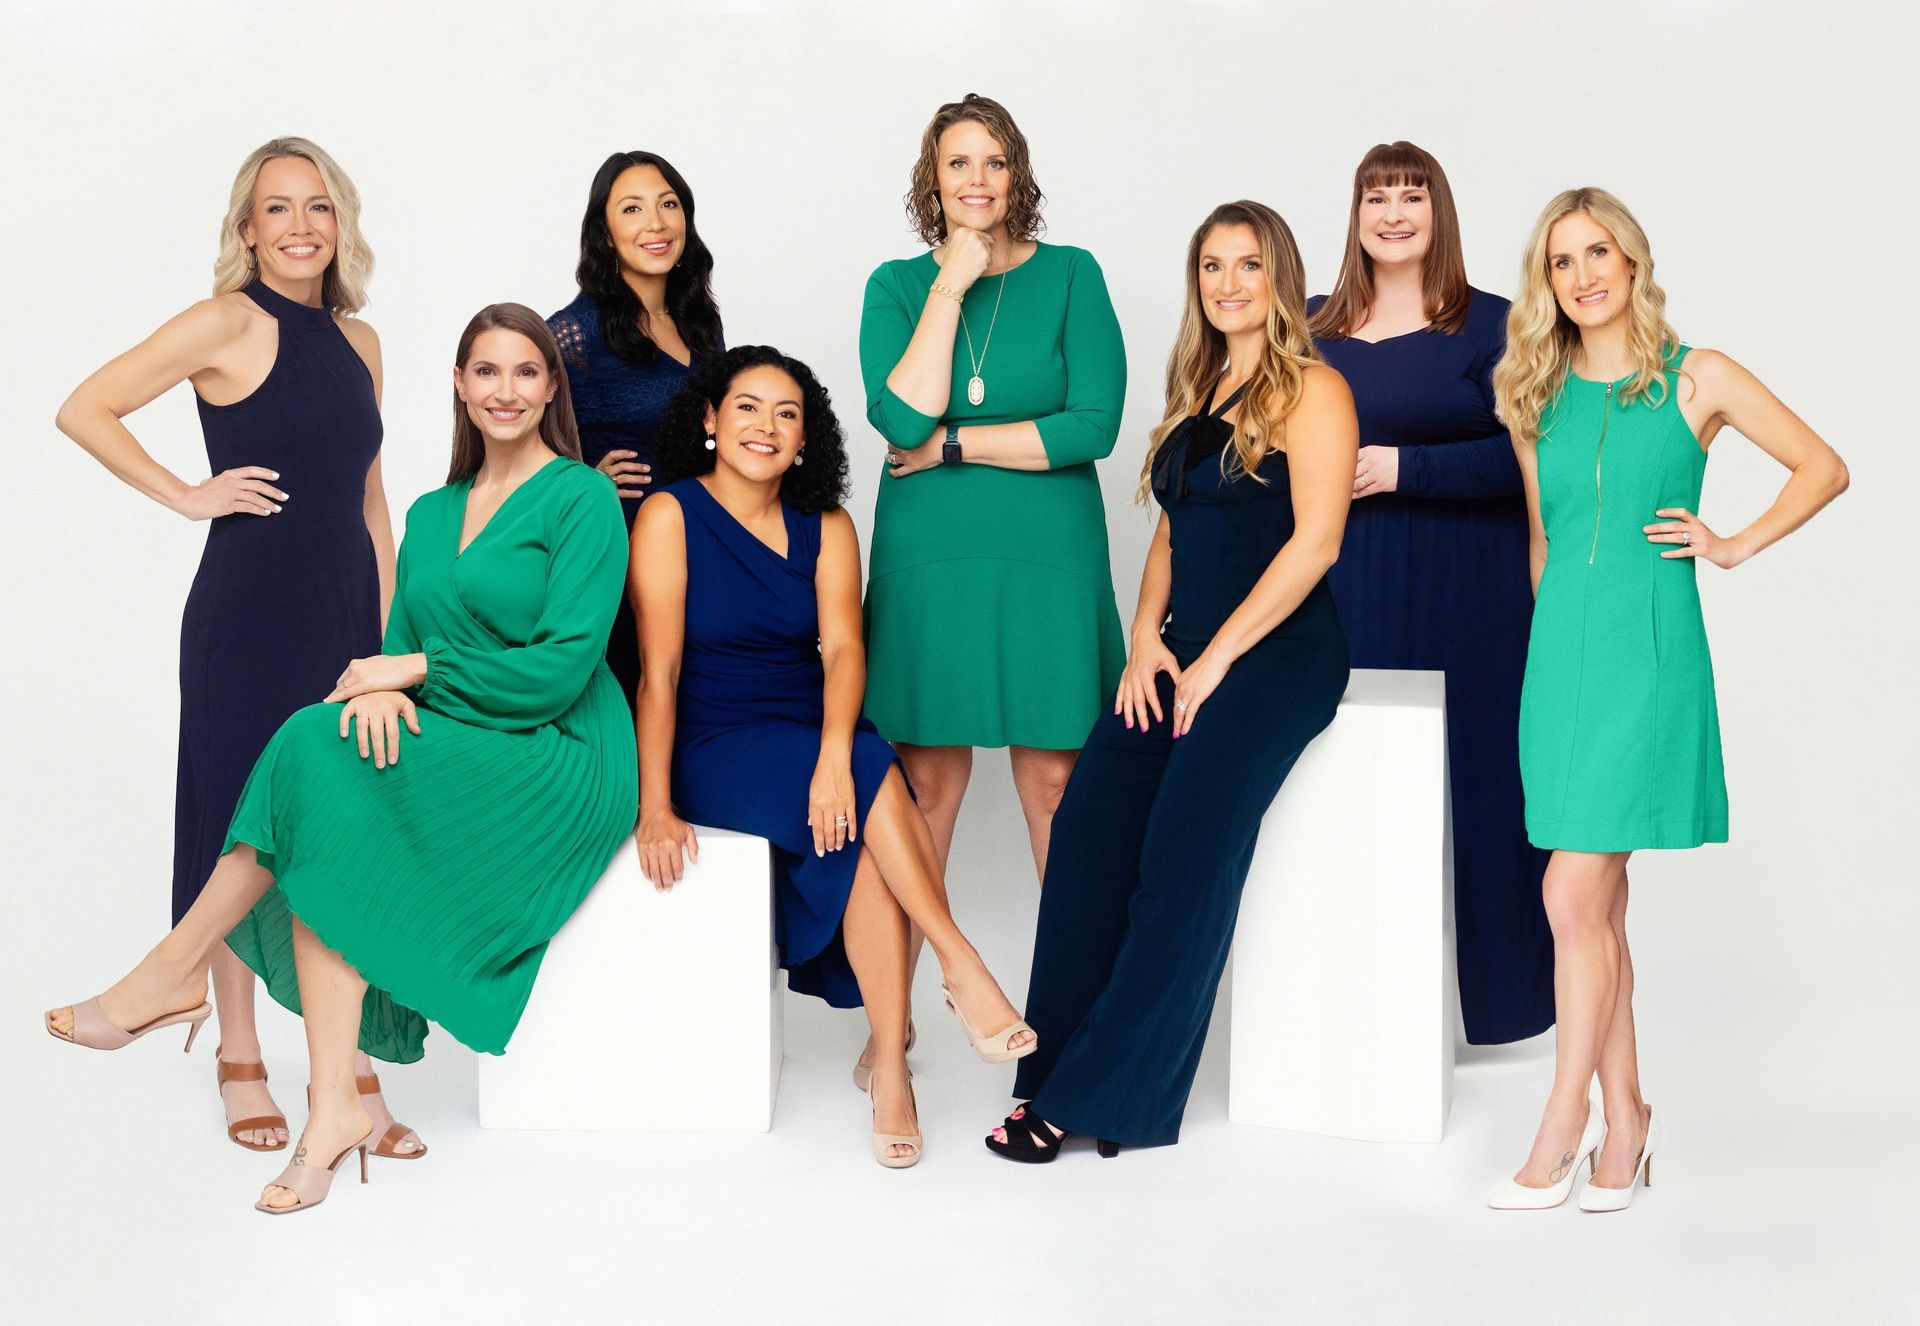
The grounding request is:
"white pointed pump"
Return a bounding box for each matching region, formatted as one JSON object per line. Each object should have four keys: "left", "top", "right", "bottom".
{"left": 1487, "top": 1101, "right": 1606, "bottom": 1211}
{"left": 1579, "top": 1107, "right": 1659, "bottom": 1212}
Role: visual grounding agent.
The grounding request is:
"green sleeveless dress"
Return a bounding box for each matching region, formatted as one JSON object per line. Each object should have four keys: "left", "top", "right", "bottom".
{"left": 1518, "top": 348, "right": 1728, "bottom": 851}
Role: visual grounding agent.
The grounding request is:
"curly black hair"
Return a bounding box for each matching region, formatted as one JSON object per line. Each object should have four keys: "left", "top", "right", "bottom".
{"left": 575, "top": 151, "right": 724, "bottom": 365}
{"left": 651, "top": 346, "right": 851, "bottom": 514}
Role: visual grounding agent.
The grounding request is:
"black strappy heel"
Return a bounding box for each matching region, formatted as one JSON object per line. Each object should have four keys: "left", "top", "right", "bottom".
{"left": 985, "top": 1104, "right": 1120, "bottom": 1162}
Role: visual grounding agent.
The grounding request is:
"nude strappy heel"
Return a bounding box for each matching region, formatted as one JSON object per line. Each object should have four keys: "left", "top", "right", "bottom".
{"left": 254, "top": 1126, "right": 375, "bottom": 1216}
{"left": 852, "top": 1019, "right": 916, "bottom": 1094}
{"left": 865, "top": 1069, "right": 922, "bottom": 1169}
{"left": 941, "top": 984, "right": 1037, "bottom": 1065}
{"left": 45, "top": 997, "right": 211, "bottom": 1052}
{"left": 217, "top": 1047, "right": 288, "bottom": 1151}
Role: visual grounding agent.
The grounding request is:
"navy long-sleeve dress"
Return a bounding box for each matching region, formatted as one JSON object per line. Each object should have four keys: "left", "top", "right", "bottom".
{"left": 1309, "top": 287, "right": 1553, "bottom": 1045}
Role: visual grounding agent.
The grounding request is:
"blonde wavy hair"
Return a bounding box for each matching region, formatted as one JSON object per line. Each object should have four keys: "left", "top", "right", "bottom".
{"left": 212, "top": 137, "right": 372, "bottom": 314}
{"left": 1136, "top": 200, "right": 1321, "bottom": 504}
{"left": 1492, "top": 187, "right": 1678, "bottom": 444}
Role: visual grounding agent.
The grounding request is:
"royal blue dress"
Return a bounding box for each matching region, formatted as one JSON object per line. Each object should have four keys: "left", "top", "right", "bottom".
{"left": 655, "top": 479, "right": 901, "bottom": 1007}
{"left": 548, "top": 294, "right": 706, "bottom": 707}
{"left": 173, "top": 280, "right": 381, "bottom": 923}
{"left": 1309, "top": 288, "right": 1553, "bottom": 1045}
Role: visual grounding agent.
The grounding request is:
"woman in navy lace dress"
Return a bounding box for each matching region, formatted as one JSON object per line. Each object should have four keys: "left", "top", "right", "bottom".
{"left": 550, "top": 150, "right": 724, "bottom": 708}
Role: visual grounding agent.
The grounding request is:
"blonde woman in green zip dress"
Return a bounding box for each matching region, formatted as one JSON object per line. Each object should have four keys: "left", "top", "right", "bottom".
{"left": 855, "top": 95, "right": 1127, "bottom": 1085}
{"left": 1486, "top": 189, "right": 1847, "bottom": 1212}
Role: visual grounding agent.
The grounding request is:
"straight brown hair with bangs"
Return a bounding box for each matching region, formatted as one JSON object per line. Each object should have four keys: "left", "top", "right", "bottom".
{"left": 1309, "top": 141, "right": 1471, "bottom": 340}
{"left": 447, "top": 303, "right": 583, "bottom": 483}
{"left": 904, "top": 93, "right": 1046, "bottom": 246}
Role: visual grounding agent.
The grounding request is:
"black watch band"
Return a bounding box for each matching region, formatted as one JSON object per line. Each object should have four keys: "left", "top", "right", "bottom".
{"left": 942, "top": 423, "right": 963, "bottom": 465}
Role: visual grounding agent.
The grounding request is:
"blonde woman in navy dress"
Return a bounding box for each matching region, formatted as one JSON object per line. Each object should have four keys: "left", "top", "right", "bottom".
{"left": 54, "top": 138, "right": 421, "bottom": 1160}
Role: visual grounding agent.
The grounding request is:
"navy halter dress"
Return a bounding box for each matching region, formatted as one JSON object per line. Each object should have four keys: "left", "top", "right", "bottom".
{"left": 658, "top": 478, "right": 902, "bottom": 1007}
{"left": 172, "top": 280, "right": 382, "bottom": 922}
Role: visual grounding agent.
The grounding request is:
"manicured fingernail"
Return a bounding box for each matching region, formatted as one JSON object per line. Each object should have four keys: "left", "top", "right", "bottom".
{"left": 270, "top": 471, "right": 280, "bottom": 479}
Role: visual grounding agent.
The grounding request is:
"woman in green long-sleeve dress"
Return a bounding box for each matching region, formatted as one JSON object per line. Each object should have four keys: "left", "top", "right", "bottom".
{"left": 1485, "top": 191, "right": 1847, "bottom": 1213}
{"left": 47, "top": 304, "right": 636, "bottom": 1215}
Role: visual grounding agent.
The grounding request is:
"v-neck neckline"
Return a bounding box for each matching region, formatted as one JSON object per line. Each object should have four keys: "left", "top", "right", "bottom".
{"left": 456, "top": 455, "right": 566, "bottom": 557}
{"left": 691, "top": 477, "right": 791, "bottom": 562}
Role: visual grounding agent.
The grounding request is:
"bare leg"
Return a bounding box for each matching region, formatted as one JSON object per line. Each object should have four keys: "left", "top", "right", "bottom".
{"left": 860, "top": 767, "right": 1030, "bottom": 1050}
{"left": 47, "top": 845, "right": 275, "bottom": 1041}
{"left": 1513, "top": 849, "right": 1628, "bottom": 1187}
{"left": 210, "top": 944, "right": 289, "bottom": 1148}
{"left": 1592, "top": 870, "right": 1650, "bottom": 1187}
{"left": 1008, "top": 745, "right": 1077, "bottom": 885}
{"left": 857, "top": 744, "right": 971, "bottom": 1078}
{"left": 259, "top": 918, "right": 373, "bottom": 1210}
{"left": 839, "top": 854, "right": 917, "bottom": 1158}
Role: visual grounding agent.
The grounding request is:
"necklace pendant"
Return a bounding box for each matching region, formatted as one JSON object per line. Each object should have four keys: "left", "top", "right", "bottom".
{"left": 967, "top": 375, "right": 985, "bottom": 407}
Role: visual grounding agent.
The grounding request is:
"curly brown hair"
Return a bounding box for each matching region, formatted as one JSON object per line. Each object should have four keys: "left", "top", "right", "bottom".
{"left": 904, "top": 94, "right": 1046, "bottom": 246}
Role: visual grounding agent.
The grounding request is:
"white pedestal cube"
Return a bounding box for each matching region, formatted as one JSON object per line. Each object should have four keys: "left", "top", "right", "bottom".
{"left": 477, "top": 828, "right": 783, "bottom": 1132}
{"left": 1227, "top": 668, "right": 1455, "bottom": 1143}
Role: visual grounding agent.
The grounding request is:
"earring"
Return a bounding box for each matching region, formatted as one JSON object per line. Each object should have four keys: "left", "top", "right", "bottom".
{"left": 794, "top": 452, "right": 804, "bottom": 467}
{"left": 703, "top": 436, "right": 716, "bottom": 451}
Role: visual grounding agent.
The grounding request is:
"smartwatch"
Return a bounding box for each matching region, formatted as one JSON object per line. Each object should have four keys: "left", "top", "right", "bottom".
{"left": 942, "top": 423, "right": 963, "bottom": 465}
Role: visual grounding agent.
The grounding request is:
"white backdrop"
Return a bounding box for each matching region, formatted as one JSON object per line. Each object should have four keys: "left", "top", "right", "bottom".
{"left": 3, "top": 2, "right": 1915, "bottom": 1323}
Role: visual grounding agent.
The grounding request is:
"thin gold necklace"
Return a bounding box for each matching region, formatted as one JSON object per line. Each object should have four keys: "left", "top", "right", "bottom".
{"left": 958, "top": 272, "right": 1008, "bottom": 407}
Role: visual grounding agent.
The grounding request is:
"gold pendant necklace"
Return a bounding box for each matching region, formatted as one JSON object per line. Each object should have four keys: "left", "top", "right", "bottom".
{"left": 959, "top": 273, "right": 1008, "bottom": 407}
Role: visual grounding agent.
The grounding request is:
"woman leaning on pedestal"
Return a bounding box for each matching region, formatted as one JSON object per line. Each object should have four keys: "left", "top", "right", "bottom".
{"left": 857, "top": 94, "right": 1127, "bottom": 876}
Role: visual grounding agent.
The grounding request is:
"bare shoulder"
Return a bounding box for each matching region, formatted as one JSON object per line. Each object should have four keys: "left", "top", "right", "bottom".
{"left": 335, "top": 316, "right": 382, "bottom": 357}
{"left": 1292, "top": 362, "right": 1357, "bottom": 425}
{"left": 634, "top": 490, "right": 685, "bottom": 535}
{"left": 175, "top": 293, "right": 259, "bottom": 341}
{"left": 1676, "top": 346, "right": 1744, "bottom": 408}
{"left": 818, "top": 507, "right": 861, "bottom": 554}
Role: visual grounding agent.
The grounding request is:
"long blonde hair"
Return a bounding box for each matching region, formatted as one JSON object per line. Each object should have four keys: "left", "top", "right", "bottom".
{"left": 1137, "top": 201, "right": 1320, "bottom": 504}
{"left": 1492, "top": 187, "right": 1678, "bottom": 444}
{"left": 212, "top": 137, "right": 373, "bottom": 314}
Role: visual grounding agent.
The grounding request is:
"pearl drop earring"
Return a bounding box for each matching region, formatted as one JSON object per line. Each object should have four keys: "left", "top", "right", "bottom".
{"left": 794, "top": 452, "right": 804, "bottom": 467}
{"left": 703, "top": 436, "right": 717, "bottom": 451}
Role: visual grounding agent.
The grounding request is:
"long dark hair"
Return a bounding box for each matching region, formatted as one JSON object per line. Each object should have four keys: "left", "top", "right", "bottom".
{"left": 652, "top": 346, "right": 850, "bottom": 515}
{"left": 1310, "top": 140, "right": 1472, "bottom": 340}
{"left": 575, "top": 151, "right": 723, "bottom": 364}
{"left": 448, "top": 304, "right": 582, "bottom": 483}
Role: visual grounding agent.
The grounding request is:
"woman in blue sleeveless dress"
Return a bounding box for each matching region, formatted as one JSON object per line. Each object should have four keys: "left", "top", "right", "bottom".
{"left": 54, "top": 139, "right": 420, "bottom": 1158}
{"left": 630, "top": 346, "right": 1037, "bottom": 1168}
{"left": 549, "top": 150, "right": 724, "bottom": 708}
{"left": 990, "top": 203, "right": 1355, "bottom": 1160}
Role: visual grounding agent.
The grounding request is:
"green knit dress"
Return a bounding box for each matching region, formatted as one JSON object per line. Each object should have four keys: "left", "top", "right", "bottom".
{"left": 223, "top": 458, "right": 638, "bottom": 1061}
{"left": 858, "top": 242, "right": 1128, "bottom": 749}
{"left": 1519, "top": 348, "right": 1728, "bottom": 851}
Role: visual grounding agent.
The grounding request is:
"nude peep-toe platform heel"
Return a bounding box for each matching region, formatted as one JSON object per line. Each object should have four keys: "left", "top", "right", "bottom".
{"left": 45, "top": 997, "right": 211, "bottom": 1052}
{"left": 942, "top": 984, "right": 1037, "bottom": 1065}
{"left": 254, "top": 1126, "right": 376, "bottom": 1216}
{"left": 851, "top": 1019, "right": 916, "bottom": 1094}
{"left": 865, "top": 1071, "right": 922, "bottom": 1170}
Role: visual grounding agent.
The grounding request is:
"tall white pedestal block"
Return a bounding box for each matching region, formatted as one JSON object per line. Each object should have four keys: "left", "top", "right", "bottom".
{"left": 1227, "top": 668, "right": 1454, "bottom": 1143}
{"left": 477, "top": 828, "right": 782, "bottom": 1132}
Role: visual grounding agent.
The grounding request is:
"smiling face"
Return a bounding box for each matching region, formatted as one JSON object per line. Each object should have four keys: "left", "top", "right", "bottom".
{"left": 936, "top": 119, "right": 1010, "bottom": 237}
{"left": 455, "top": 329, "right": 555, "bottom": 447}
{"left": 241, "top": 155, "right": 337, "bottom": 286}
{"left": 703, "top": 364, "right": 806, "bottom": 483}
{"left": 605, "top": 163, "right": 686, "bottom": 278}
{"left": 1197, "top": 223, "right": 1270, "bottom": 337}
{"left": 1357, "top": 181, "right": 1432, "bottom": 269}
{"left": 1547, "top": 210, "right": 1634, "bottom": 329}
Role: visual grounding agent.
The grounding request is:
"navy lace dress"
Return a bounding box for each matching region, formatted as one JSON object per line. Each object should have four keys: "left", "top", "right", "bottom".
{"left": 1308, "top": 288, "right": 1553, "bottom": 1045}
{"left": 548, "top": 293, "right": 709, "bottom": 707}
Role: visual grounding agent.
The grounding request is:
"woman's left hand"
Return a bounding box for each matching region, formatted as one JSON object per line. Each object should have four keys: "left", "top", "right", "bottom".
{"left": 1353, "top": 445, "right": 1399, "bottom": 498}
{"left": 1644, "top": 507, "right": 1746, "bottom": 568}
{"left": 885, "top": 426, "right": 946, "bottom": 479}
{"left": 808, "top": 757, "right": 858, "bottom": 856}
{"left": 1170, "top": 646, "right": 1232, "bottom": 738}
{"left": 325, "top": 653, "right": 428, "bottom": 703}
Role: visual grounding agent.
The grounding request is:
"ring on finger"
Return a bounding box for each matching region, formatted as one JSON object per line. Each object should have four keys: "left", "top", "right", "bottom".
{"left": 1174, "top": 699, "right": 1189, "bottom": 711}
{"left": 1681, "top": 532, "right": 1692, "bottom": 545}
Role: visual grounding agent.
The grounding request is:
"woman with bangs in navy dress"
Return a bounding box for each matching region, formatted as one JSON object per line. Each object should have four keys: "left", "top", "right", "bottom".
{"left": 1307, "top": 141, "right": 1553, "bottom": 1046}
{"left": 550, "top": 150, "right": 724, "bottom": 709}
{"left": 630, "top": 346, "right": 1037, "bottom": 1169}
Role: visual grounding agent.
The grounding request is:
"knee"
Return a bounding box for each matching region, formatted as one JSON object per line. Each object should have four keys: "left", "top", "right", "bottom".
{"left": 897, "top": 749, "right": 968, "bottom": 809}
{"left": 1542, "top": 871, "right": 1615, "bottom": 940}
{"left": 1016, "top": 751, "right": 1076, "bottom": 813}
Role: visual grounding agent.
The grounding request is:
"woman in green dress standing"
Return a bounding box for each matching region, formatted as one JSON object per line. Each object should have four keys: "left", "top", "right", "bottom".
{"left": 47, "top": 304, "right": 636, "bottom": 1215}
{"left": 857, "top": 93, "right": 1126, "bottom": 1078}
{"left": 1486, "top": 190, "right": 1847, "bottom": 1212}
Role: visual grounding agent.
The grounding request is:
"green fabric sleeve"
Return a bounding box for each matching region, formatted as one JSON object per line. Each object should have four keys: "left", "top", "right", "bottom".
{"left": 380, "top": 536, "right": 422, "bottom": 656}
{"left": 1034, "top": 250, "right": 1127, "bottom": 469}
{"left": 415, "top": 479, "right": 626, "bottom": 731}
{"left": 859, "top": 265, "right": 942, "bottom": 449}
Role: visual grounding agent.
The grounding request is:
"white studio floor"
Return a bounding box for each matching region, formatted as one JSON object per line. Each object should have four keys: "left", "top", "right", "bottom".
{"left": 11, "top": 934, "right": 1916, "bottom": 1324}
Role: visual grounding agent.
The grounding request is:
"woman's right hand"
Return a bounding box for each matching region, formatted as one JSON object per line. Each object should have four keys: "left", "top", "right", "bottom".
{"left": 636, "top": 810, "right": 699, "bottom": 891}
{"left": 1115, "top": 633, "right": 1183, "bottom": 732}
{"left": 169, "top": 466, "right": 288, "bottom": 521}
{"left": 596, "top": 449, "right": 652, "bottom": 499}
{"left": 937, "top": 227, "right": 994, "bottom": 294}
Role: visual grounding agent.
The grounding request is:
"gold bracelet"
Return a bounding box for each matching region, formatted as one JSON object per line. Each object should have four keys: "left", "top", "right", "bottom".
{"left": 929, "top": 281, "right": 963, "bottom": 304}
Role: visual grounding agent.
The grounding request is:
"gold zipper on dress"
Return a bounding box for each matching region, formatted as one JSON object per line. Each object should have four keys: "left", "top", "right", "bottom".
{"left": 1588, "top": 381, "right": 1613, "bottom": 565}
